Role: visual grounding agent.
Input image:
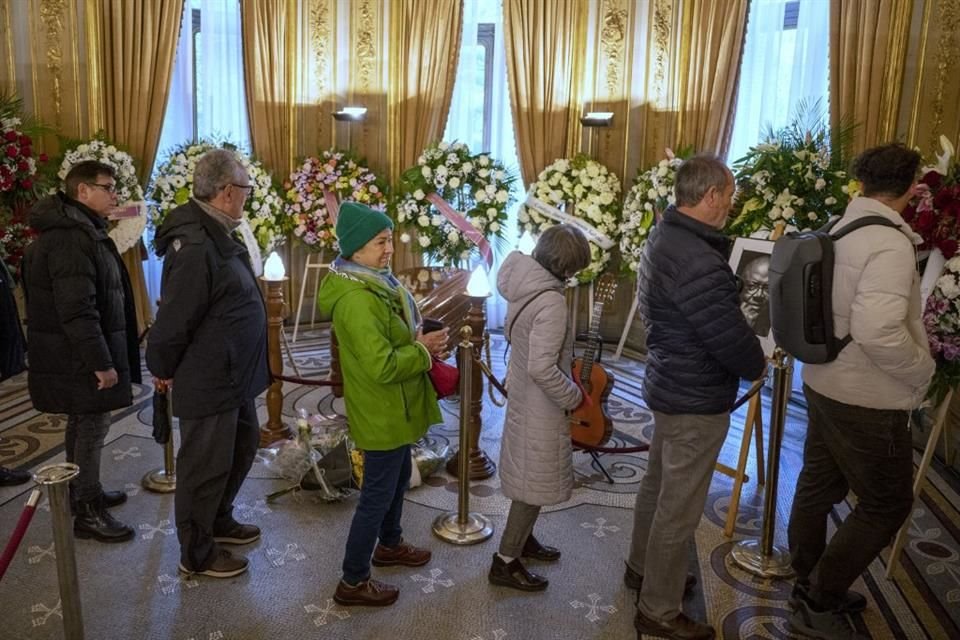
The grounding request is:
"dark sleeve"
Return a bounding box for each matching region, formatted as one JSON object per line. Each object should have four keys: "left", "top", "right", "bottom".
{"left": 145, "top": 241, "right": 212, "bottom": 379}
{"left": 672, "top": 259, "right": 767, "bottom": 382}
{"left": 48, "top": 236, "right": 112, "bottom": 371}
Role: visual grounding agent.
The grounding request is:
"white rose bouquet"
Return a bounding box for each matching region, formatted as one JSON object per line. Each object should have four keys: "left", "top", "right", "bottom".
{"left": 519, "top": 154, "right": 622, "bottom": 284}
{"left": 619, "top": 151, "right": 686, "bottom": 274}
{"left": 393, "top": 140, "right": 516, "bottom": 267}
{"left": 147, "top": 140, "right": 286, "bottom": 253}
{"left": 56, "top": 136, "right": 145, "bottom": 253}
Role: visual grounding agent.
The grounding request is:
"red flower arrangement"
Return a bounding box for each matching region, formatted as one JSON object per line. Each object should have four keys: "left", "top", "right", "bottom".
{"left": 902, "top": 138, "right": 960, "bottom": 258}
{"left": 0, "top": 203, "right": 36, "bottom": 282}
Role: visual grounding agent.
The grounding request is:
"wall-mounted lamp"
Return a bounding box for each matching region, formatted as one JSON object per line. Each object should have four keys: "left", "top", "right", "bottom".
{"left": 580, "top": 111, "right": 614, "bottom": 127}
{"left": 332, "top": 106, "right": 368, "bottom": 122}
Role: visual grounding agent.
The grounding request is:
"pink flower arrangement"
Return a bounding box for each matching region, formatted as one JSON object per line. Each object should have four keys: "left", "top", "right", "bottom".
{"left": 284, "top": 150, "right": 387, "bottom": 252}
{"left": 923, "top": 255, "right": 960, "bottom": 404}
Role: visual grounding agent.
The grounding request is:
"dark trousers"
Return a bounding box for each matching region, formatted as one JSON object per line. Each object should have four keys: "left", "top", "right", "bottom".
{"left": 65, "top": 412, "right": 112, "bottom": 503}
{"left": 788, "top": 385, "right": 914, "bottom": 609}
{"left": 341, "top": 445, "right": 411, "bottom": 585}
{"left": 175, "top": 400, "right": 259, "bottom": 571}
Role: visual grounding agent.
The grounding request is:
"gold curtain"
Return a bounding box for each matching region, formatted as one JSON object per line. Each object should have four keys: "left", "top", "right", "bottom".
{"left": 240, "top": 0, "right": 299, "bottom": 179}
{"left": 830, "top": 0, "right": 913, "bottom": 154}
{"left": 94, "top": 0, "right": 185, "bottom": 331}
{"left": 503, "top": 0, "right": 587, "bottom": 187}
{"left": 387, "top": 0, "right": 463, "bottom": 269}
{"left": 675, "top": 0, "right": 748, "bottom": 156}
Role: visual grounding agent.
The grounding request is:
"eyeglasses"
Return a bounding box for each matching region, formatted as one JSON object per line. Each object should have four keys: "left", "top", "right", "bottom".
{"left": 743, "top": 281, "right": 768, "bottom": 296}
{"left": 230, "top": 183, "right": 254, "bottom": 195}
{"left": 86, "top": 182, "right": 117, "bottom": 194}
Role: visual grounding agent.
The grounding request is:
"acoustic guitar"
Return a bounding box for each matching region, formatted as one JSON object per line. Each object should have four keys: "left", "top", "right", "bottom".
{"left": 570, "top": 274, "right": 618, "bottom": 447}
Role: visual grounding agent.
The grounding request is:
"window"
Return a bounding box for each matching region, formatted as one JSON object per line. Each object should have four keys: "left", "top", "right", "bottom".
{"left": 727, "top": 0, "right": 830, "bottom": 162}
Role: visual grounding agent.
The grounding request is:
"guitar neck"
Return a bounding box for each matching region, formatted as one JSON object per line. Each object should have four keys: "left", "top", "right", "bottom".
{"left": 579, "top": 300, "right": 605, "bottom": 383}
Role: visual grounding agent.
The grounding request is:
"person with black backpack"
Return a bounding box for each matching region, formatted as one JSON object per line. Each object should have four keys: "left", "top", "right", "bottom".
{"left": 786, "top": 144, "right": 935, "bottom": 640}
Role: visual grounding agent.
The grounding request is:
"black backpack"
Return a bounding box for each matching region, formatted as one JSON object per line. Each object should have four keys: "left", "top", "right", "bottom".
{"left": 768, "top": 215, "right": 900, "bottom": 364}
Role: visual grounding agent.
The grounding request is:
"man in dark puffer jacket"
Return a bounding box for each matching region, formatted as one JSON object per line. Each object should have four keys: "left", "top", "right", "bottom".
{"left": 24, "top": 160, "right": 141, "bottom": 542}
{"left": 147, "top": 148, "right": 269, "bottom": 580}
{"left": 627, "top": 155, "right": 766, "bottom": 640}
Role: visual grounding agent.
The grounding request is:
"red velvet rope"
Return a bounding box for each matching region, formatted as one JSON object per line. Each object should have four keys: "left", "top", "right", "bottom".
{"left": 0, "top": 489, "right": 41, "bottom": 582}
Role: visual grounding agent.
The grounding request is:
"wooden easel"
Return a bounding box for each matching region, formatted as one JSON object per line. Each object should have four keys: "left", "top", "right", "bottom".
{"left": 292, "top": 250, "right": 329, "bottom": 343}
{"left": 886, "top": 388, "right": 955, "bottom": 579}
{"left": 716, "top": 378, "right": 767, "bottom": 537}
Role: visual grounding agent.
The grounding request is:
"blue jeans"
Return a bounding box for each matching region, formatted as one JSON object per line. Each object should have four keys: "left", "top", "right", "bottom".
{"left": 341, "top": 445, "right": 411, "bottom": 585}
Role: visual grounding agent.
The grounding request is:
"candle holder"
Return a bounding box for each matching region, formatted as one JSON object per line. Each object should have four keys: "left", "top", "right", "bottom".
{"left": 260, "top": 252, "right": 293, "bottom": 446}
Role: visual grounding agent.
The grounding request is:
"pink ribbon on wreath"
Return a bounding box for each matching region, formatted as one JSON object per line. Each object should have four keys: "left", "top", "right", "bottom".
{"left": 425, "top": 193, "right": 493, "bottom": 266}
{"left": 322, "top": 190, "right": 340, "bottom": 224}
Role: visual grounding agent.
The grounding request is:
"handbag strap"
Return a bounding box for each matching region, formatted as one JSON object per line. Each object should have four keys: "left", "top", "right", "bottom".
{"left": 506, "top": 289, "right": 555, "bottom": 345}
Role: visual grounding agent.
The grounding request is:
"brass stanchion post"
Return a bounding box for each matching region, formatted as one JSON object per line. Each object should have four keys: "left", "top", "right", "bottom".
{"left": 35, "top": 463, "right": 84, "bottom": 640}
{"left": 432, "top": 326, "right": 494, "bottom": 544}
{"left": 143, "top": 390, "right": 176, "bottom": 493}
{"left": 730, "top": 347, "right": 794, "bottom": 578}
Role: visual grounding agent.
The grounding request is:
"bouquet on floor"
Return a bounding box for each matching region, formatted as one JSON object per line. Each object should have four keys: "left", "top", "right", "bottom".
{"left": 55, "top": 135, "right": 146, "bottom": 254}
{"left": 393, "top": 140, "right": 516, "bottom": 267}
{"left": 923, "top": 253, "right": 960, "bottom": 405}
{"left": 519, "top": 154, "right": 622, "bottom": 284}
{"left": 619, "top": 149, "right": 688, "bottom": 274}
{"left": 148, "top": 139, "right": 287, "bottom": 256}
{"left": 284, "top": 149, "right": 387, "bottom": 253}
{"left": 725, "top": 104, "right": 854, "bottom": 239}
{"left": 902, "top": 135, "right": 960, "bottom": 258}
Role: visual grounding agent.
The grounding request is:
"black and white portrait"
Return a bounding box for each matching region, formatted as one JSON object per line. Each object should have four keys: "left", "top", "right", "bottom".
{"left": 729, "top": 238, "right": 775, "bottom": 357}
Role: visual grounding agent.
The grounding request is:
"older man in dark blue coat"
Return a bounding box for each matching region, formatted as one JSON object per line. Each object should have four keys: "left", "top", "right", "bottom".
{"left": 626, "top": 155, "right": 766, "bottom": 640}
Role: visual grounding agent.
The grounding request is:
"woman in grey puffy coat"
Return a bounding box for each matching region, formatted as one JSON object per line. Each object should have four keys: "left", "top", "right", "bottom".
{"left": 488, "top": 224, "right": 591, "bottom": 591}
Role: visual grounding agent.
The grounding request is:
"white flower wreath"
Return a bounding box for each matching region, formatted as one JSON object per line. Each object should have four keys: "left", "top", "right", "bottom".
{"left": 148, "top": 140, "right": 286, "bottom": 255}
{"left": 393, "top": 140, "right": 515, "bottom": 267}
{"left": 57, "top": 138, "right": 146, "bottom": 254}
{"left": 518, "top": 154, "right": 622, "bottom": 284}
{"left": 618, "top": 153, "right": 684, "bottom": 274}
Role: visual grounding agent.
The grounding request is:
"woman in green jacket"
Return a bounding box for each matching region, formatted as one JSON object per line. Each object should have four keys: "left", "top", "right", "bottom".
{"left": 317, "top": 201, "right": 448, "bottom": 607}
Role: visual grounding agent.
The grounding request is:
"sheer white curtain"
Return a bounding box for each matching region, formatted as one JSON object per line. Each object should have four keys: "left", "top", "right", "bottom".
{"left": 144, "top": 0, "right": 251, "bottom": 308}
{"left": 443, "top": 0, "right": 522, "bottom": 329}
{"left": 727, "top": 0, "right": 830, "bottom": 162}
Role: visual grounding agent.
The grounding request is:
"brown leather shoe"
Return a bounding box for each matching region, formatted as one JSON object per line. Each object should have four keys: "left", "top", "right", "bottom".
{"left": 333, "top": 578, "right": 399, "bottom": 607}
{"left": 521, "top": 535, "right": 561, "bottom": 562}
{"left": 371, "top": 539, "right": 431, "bottom": 567}
{"left": 634, "top": 609, "right": 715, "bottom": 640}
{"left": 488, "top": 554, "right": 548, "bottom": 591}
{"left": 624, "top": 563, "right": 697, "bottom": 597}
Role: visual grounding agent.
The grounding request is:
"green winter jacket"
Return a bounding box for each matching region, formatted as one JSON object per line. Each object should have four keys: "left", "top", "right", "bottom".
{"left": 316, "top": 269, "right": 441, "bottom": 450}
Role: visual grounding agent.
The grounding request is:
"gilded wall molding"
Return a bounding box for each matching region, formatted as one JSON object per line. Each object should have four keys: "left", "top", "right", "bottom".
{"left": 651, "top": 0, "right": 672, "bottom": 105}
{"left": 1, "top": 0, "right": 15, "bottom": 87}
{"left": 600, "top": 1, "right": 627, "bottom": 96}
{"left": 355, "top": 0, "right": 376, "bottom": 93}
{"left": 930, "top": 0, "right": 960, "bottom": 150}
{"left": 37, "top": 0, "right": 66, "bottom": 127}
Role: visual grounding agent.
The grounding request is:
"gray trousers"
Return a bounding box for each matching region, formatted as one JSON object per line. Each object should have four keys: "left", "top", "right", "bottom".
{"left": 175, "top": 400, "right": 259, "bottom": 571}
{"left": 499, "top": 500, "right": 542, "bottom": 557}
{"left": 628, "top": 410, "right": 729, "bottom": 621}
{"left": 65, "top": 412, "right": 112, "bottom": 503}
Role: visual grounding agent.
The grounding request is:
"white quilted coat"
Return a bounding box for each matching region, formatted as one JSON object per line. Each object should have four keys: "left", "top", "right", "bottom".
{"left": 803, "top": 197, "right": 935, "bottom": 410}
{"left": 497, "top": 251, "right": 583, "bottom": 506}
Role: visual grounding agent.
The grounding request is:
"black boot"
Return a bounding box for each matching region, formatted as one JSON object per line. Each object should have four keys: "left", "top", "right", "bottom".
{"left": 488, "top": 554, "right": 548, "bottom": 591}
{"left": 74, "top": 497, "right": 134, "bottom": 543}
{"left": 70, "top": 489, "right": 127, "bottom": 515}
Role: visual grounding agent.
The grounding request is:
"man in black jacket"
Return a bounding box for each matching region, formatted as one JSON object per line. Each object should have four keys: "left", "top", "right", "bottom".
{"left": 147, "top": 149, "right": 269, "bottom": 579}
{"left": 626, "top": 155, "right": 766, "bottom": 640}
{"left": 24, "top": 161, "right": 140, "bottom": 542}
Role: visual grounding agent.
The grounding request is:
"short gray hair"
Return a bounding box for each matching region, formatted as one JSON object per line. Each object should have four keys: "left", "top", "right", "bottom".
{"left": 192, "top": 148, "right": 246, "bottom": 201}
{"left": 674, "top": 154, "right": 732, "bottom": 207}
{"left": 533, "top": 224, "right": 591, "bottom": 280}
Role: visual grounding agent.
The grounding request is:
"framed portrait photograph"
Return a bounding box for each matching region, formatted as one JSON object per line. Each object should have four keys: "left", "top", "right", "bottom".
{"left": 729, "top": 237, "right": 775, "bottom": 357}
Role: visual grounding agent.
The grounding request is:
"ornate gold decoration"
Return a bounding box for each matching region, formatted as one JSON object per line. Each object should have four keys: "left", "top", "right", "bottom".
{"left": 908, "top": 0, "right": 934, "bottom": 148}
{"left": 600, "top": 1, "right": 627, "bottom": 96}
{"left": 651, "top": 0, "right": 672, "bottom": 104}
{"left": 38, "top": 0, "right": 67, "bottom": 126}
{"left": 355, "top": 0, "right": 376, "bottom": 92}
{"left": 930, "top": 0, "right": 960, "bottom": 151}
{"left": 309, "top": 0, "right": 332, "bottom": 144}
{"left": 84, "top": 0, "right": 104, "bottom": 133}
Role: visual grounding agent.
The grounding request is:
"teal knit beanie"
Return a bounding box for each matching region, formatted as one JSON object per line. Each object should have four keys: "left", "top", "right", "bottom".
{"left": 335, "top": 202, "right": 394, "bottom": 258}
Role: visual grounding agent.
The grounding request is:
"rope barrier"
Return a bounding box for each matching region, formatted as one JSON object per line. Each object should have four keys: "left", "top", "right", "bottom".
{"left": 271, "top": 373, "right": 339, "bottom": 387}
{"left": 0, "top": 488, "right": 42, "bottom": 582}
